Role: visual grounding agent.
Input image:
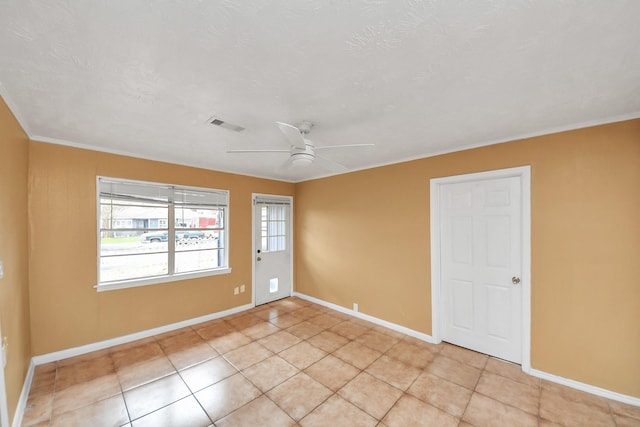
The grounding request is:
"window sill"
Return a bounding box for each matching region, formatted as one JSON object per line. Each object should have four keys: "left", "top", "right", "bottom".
{"left": 95, "top": 268, "right": 232, "bottom": 292}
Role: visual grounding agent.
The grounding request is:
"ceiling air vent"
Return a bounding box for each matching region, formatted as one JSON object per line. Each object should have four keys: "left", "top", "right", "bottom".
{"left": 208, "top": 116, "right": 245, "bottom": 132}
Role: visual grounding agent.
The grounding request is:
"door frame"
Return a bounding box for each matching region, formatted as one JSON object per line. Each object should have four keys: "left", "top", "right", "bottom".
{"left": 430, "top": 165, "right": 531, "bottom": 372}
{"left": 0, "top": 320, "right": 9, "bottom": 427}
{"left": 251, "top": 193, "right": 294, "bottom": 306}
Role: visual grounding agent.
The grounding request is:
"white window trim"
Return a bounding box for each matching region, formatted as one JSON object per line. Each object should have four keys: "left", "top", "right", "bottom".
{"left": 94, "top": 267, "right": 232, "bottom": 292}
{"left": 95, "top": 176, "right": 231, "bottom": 292}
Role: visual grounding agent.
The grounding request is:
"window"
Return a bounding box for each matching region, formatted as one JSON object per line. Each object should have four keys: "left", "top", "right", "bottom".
{"left": 97, "top": 177, "right": 230, "bottom": 291}
{"left": 260, "top": 205, "right": 287, "bottom": 252}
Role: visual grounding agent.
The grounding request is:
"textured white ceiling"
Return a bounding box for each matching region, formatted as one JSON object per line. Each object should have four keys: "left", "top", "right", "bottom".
{"left": 1, "top": 1, "right": 639, "bottom": 182}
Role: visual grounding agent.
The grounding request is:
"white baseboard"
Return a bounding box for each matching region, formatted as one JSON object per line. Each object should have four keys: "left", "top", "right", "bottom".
{"left": 293, "top": 292, "right": 437, "bottom": 344}
{"left": 294, "top": 292, "right": 640, "bottom": 408}
{"left": 529, "top": 368, "right": 640, "bottom": 407}
{"left": 32, "top": 303, "right": 253, "bottom": 365}
{"left": 15, "top": 303, "right": 254, "bottom": 425}
{"left": 11, "top": 360, "right": 35, "bottom": 427}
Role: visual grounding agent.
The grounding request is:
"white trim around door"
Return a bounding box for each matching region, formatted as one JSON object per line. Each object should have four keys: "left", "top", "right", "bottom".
{"left": 430, "top": 165, "right": 531, "bottom": 373}
{"left": 252, "top": 194, "right": 294, "bottom": 307}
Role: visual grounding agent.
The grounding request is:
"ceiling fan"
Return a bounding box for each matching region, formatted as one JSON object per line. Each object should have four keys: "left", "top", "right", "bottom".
{"left": 227, "top": 121, "right": 374, "bottom": 173}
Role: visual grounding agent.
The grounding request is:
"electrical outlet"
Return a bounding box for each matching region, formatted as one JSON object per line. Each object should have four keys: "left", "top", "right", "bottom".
{"left": 240, "top": 284, "right": 245, "bottom": 293}
{"left": 0, "top": 260, "right": 4, "bottom": 279}
{"left": 353, "top": 303, "right": 359, "bottom": 312}
{"left": 233, "top": 287, "right": 239, "bottom": 295}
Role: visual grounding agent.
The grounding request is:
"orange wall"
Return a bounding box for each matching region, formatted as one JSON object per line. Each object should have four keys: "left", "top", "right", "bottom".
{"left": 28, "top": 141, "right": 294, "bottom": 355}
{"left": 295, "top": 119, "right": 640, "bottom": 397}
{"left": 0, "top": 97, "right": 32, "bottom": 423}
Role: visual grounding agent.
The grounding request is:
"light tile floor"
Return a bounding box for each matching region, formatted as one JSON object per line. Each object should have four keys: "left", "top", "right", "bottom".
{"left": 22, "top": 297, "right": 640, "bottom": 426}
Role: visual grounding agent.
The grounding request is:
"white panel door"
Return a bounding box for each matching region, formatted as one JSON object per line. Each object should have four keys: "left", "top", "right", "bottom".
{"left": 440, "top": 176, "right": 522, "bottom": 363}
{"left": 254, "top": 198, "right": 292, "bottom": 305}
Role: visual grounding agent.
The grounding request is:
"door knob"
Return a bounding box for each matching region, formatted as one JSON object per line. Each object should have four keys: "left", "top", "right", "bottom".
{"left": 257, "top": 257, "right": 262, "bottom": 261}
{"left": 512, "top": 276, "right": 521, "bottom": 285}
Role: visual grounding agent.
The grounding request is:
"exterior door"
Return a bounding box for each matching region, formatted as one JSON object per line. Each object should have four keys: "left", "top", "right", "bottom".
{"left": 253, "top": 195, "right": 292, "bottom": 306}
{"left": 440, "top": 176, "right": 522, "bottom": 363}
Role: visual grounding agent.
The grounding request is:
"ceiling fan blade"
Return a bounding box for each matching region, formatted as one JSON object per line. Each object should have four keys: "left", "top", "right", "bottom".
{"left": 314, "top": 144, "right": 375, "bottom": 151}
{"left": 314, "top": 154, "right": 348, "bottom": 173}
{"left": 227, "top": 149, "right": 290, "bottom": 153}
{"left": 280, "top": 156, "right": 295, "bottom": 170}
{"left": 276, "top": 122, "right": 306, "bottom": 147}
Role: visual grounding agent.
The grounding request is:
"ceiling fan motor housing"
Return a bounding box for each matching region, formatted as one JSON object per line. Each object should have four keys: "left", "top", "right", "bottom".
{"left": 291, "top": 143, "right": 315, "bottom": 165}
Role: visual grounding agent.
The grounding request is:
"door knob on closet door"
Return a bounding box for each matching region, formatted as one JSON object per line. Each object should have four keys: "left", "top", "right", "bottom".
{"left": 512, "top": 276, "right": 521, "bottom": 285}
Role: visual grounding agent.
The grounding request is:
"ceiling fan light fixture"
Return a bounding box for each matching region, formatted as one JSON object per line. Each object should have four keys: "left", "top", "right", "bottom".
{"left": 291, "top": 152, "right": 314, "bottom": 166}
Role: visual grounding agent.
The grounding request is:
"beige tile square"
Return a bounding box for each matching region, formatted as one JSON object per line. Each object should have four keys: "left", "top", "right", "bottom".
{"left": 306, "top": 330, "right": 349, "bottom": 353}
{"left": 124, "top": 373, "right": 191, "bottom": 420}
{"left": 609, "top": 400, "right": 640, "bottom": 421}
{"left": 541, "top": 379, "right": 610, "bottom": 411}
{"left": 613, "top": 414, "right": 640, "bottom": 427}
{"left": 305, "top": 355, "right": 360, "bottom": 391}
{"left": 426, "top": 355, "right": 481, "bottom": 389}
{"left": 116, "top": 355, "right": 176, "bottom": 391}
{"left": 180, "top": 356, "right": 237, "bottom": 392}
{"left": 269, "top": 312, "right": 305, "bottom": 329}
{"left": 111, "top": 341, "right": 164, "bottom": 371}
{"left": 463, "top": 393, "right": 538, "bottom": 427}
{"left": 252, "top": 306, "right": 282, "bottom": 321}
{"left": 355, "top": 330, "right": 400, "bottom": 353}
{"left": 194, "top": 373, "right": 262, "bottom": 422}
{"left": 154, "top": 326, "right": 194, "bottom": 340}
{"left": 402, "top": 336, "right": 443, "bottom": 353}
{"left": 286, "top": 321, "right": 324, "bottom": 339}
{"left": 407, "top": 372, "right": 472, "bottom": 417}
{"left": 216, "top": 395, "right": 297, "bottom": 427}
{"left": 223, "top": 341, "right": 273, "bottom": 370}
{"left": 271, "top": 298, "right": 306, "bottom": 311}
{"left": 339, "top": 372, "right": 403, "bottom": 419}
{"left": 267, "top": 373, "right": 333, "bottom": 421}
{"left": 207, "top": 331, "right": 252, "bottom": 354}
{"left": 29, "top": 365, "right": 56, "bottom": 397}
{"left": 279, "top": 341, "right": 327, "bottom": 369}
{"left": 372, "top": 326, "right": 406, "bottom": 340}
{"left": 485, "top": 357, "right": 540, "bottom": 388}
{"left": 386, "top": 341, "right": 435, "bottom": 369}
{"left": 226, "top": 314, "right": 264, "bottom": 330}
{"left": 156, "top": 329, "right": 204, "bottom": 350}
{"left": 383, "top": 394, "right": 459, "bottom": 427}
{"left": 257, "top": 330, "right": 301, "bottom": 353}
{"left": 55, "top": 354, "right": 116, "bottom": 391}
{"left": 131, "top": 395, "right": 211, "bottom": 427}
{"left": 440, "top": 343, "right": 488, "bottom": 369}
{"left": 300, "top": 395, "right": 378, "bottom": 427}
{"left": 165, "top": 342, "right": 218, "bottom": 371}
{"left": 307, "top": 313, "right": 344, "bottom": 329}
{"left": 539, "top": 388, "right": 616, "bottom": 427}
{"left": 334, "top": 341, "right": 382, "bottom": 370}
{"left": 51, "top": 394, "right": 129, "bottom": 427}
{"left": 242, "top": 321, "right": 280, "bottom": 340}
{"left": 330, "top": 321, "right": 369, "bottom": 340}
{"left": 194, "top": 320, "right": 235, "bottom": 341}
{"left": 242, "top": 355, "right": 299, "bottom": 392}
{"left": 365, "top": 355, "right": 421, "bottom": 391}
{"left": 295, "top": 306, "right": 324, "bottom": 319}
{"left": 109, "top": 337, "right": 157, "bottom": 355}
{"left": 22, "top": 393, "right": 53, "bottom": 426}
{"left": 476, "top": 371, "right": 539, "bottom": 415}
{"left": 346, "top": 318, "right": 375, "bottom": 329}
{"left": 56, "top": 348, "right": 111, "bottom": 368}
{"left": 52, "top": 374, "right": 121, "bottom": 416}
